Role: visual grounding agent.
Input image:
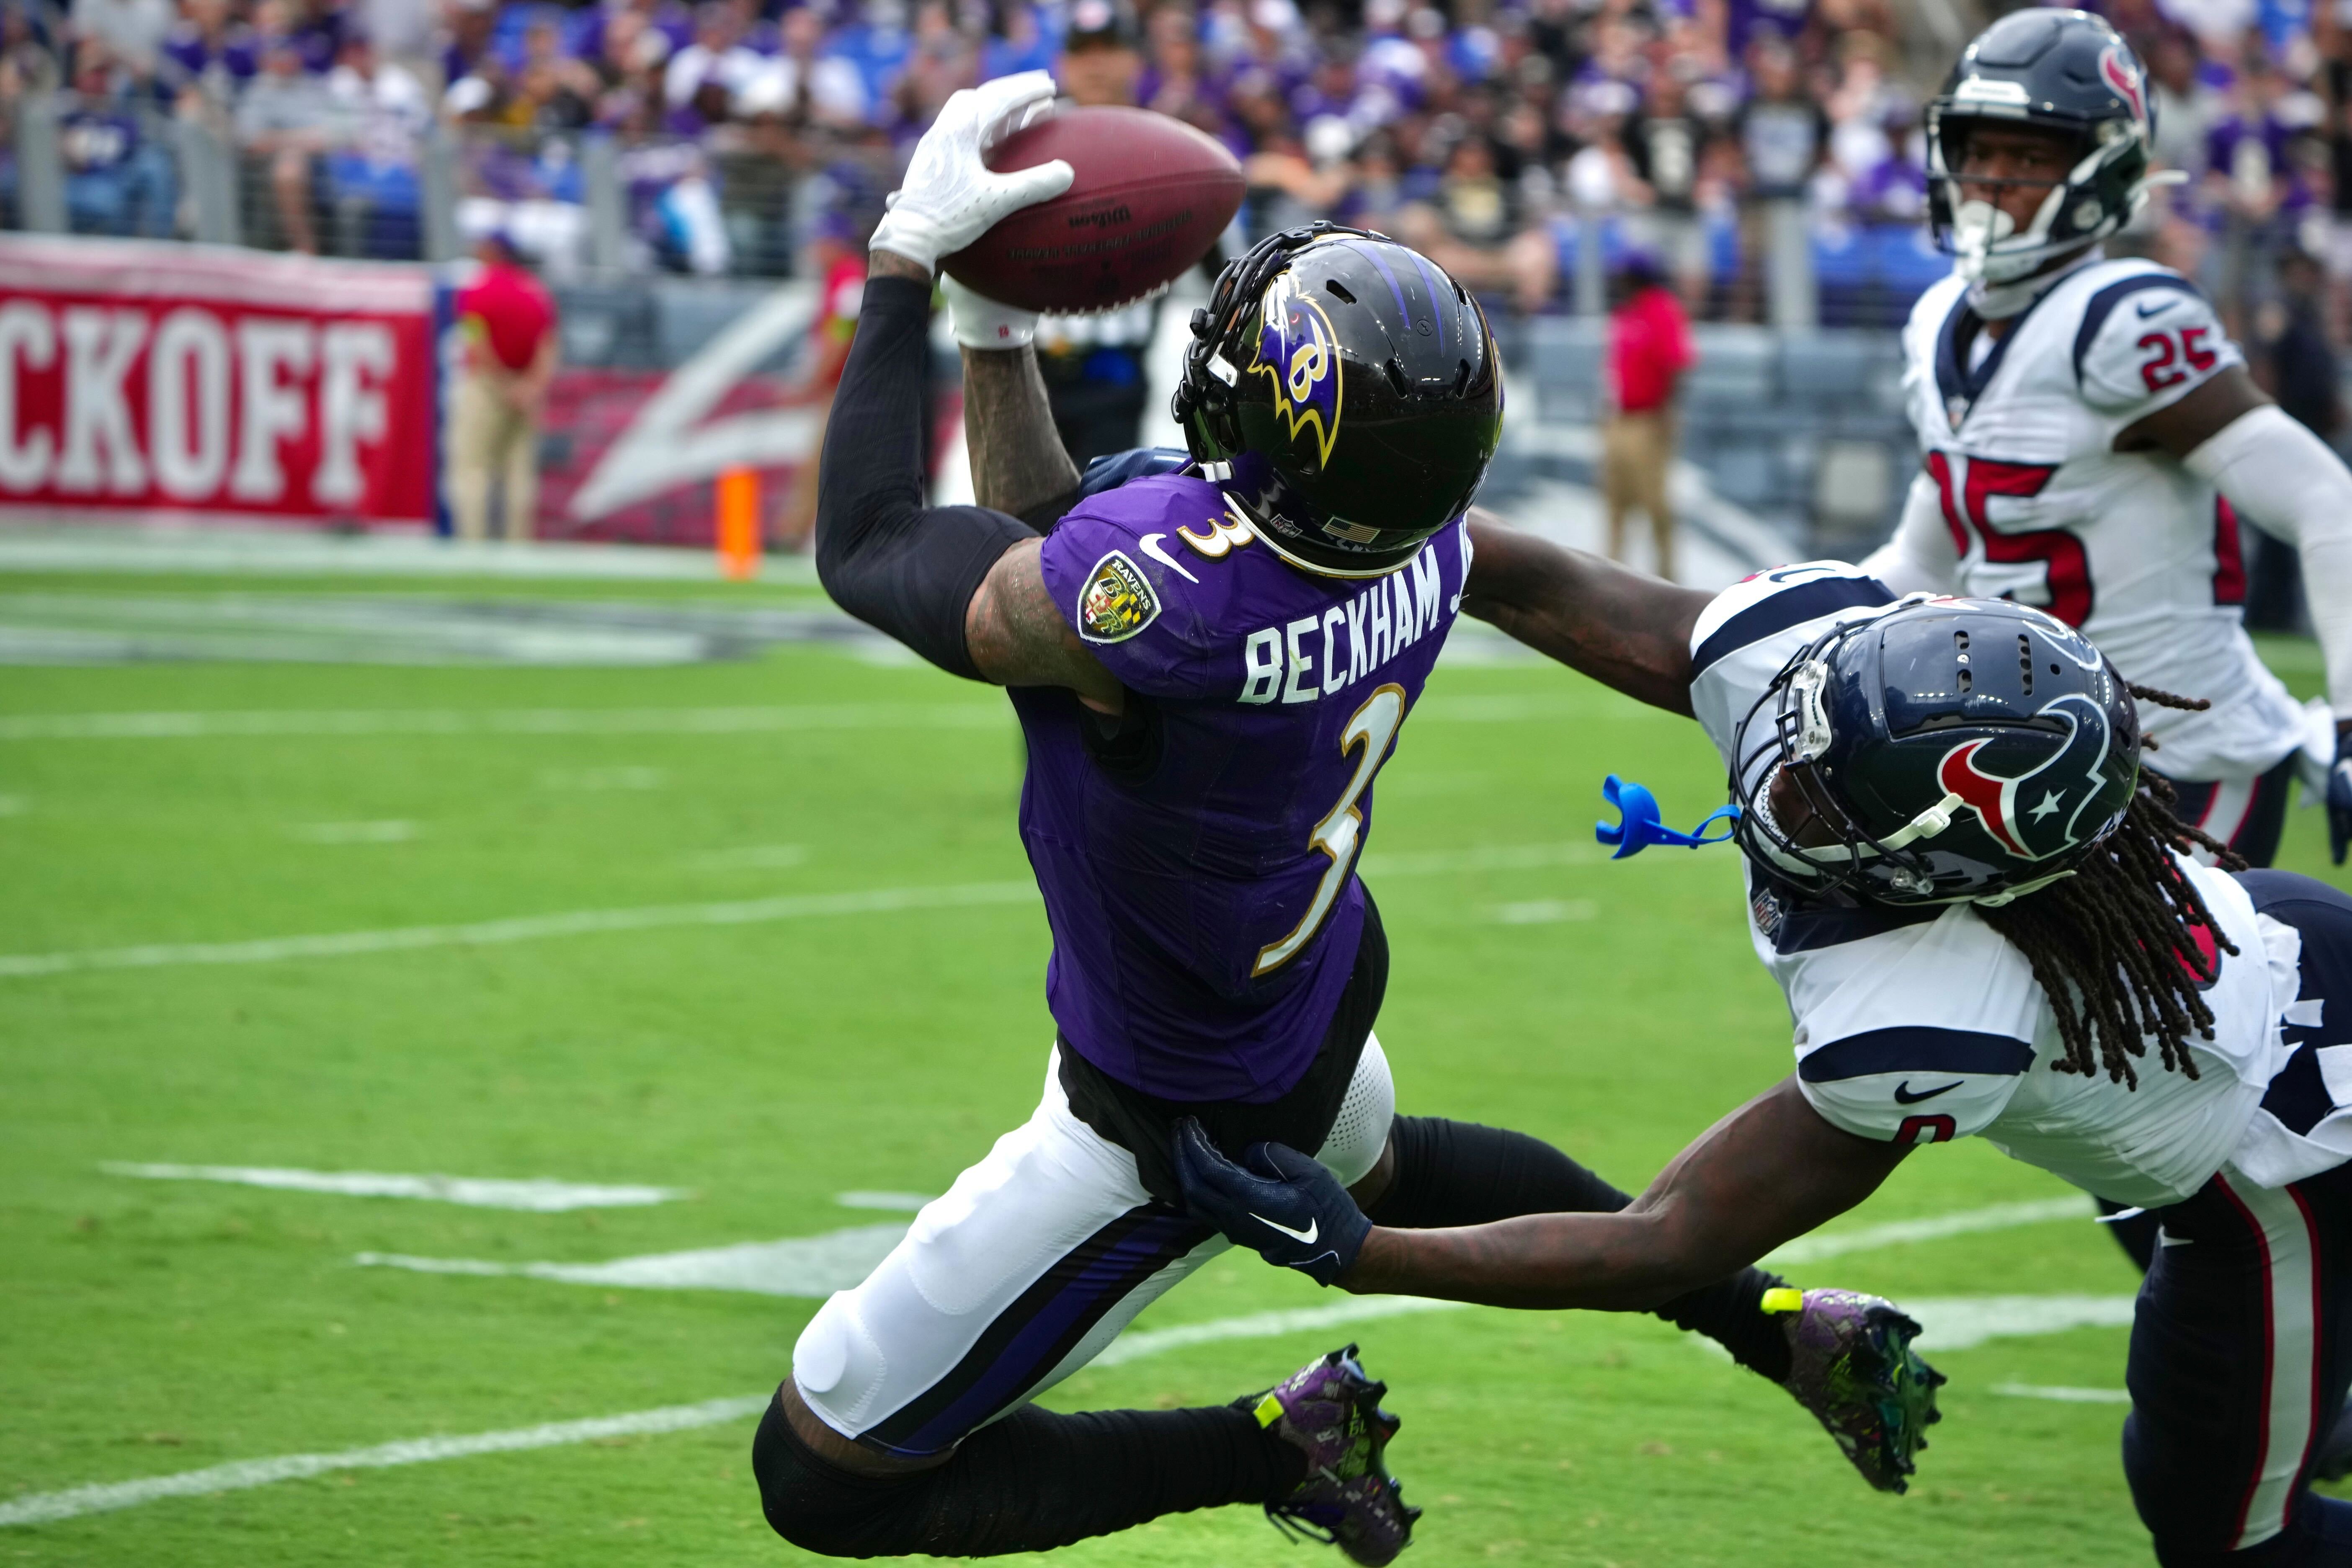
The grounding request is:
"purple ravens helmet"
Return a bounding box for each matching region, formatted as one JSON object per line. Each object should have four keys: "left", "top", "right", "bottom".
{"left": 1172, "top": 223, "right": 1503, "bottom": 578}
{"left": 1731, "top": 596, "right": 2143, "bottom": 906}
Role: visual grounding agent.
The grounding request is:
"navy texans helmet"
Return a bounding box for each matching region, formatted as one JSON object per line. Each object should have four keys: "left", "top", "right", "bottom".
{"left": 1730, "top": 597, "right": 2142, "bottom": 907}
{"left": 1925, "top": 10, "right": 2166, "bottom": 285}
{"left": 1172, "top": 222, "right": 1504, "bottom": 578}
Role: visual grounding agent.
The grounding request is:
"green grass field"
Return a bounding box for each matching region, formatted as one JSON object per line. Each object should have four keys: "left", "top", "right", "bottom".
{"left": 2, "top": 572, "right": 2344, "bottom": 1568}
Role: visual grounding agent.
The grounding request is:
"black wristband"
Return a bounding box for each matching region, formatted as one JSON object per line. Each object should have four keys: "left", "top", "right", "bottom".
{"left": 814, "top": 273, "right": 1039, "bottom": 681}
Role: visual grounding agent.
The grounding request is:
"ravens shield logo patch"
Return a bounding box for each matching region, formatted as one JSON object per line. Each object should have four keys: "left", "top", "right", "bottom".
{"left": 1076, "top": 551, "right": 1161, "bottom": 644}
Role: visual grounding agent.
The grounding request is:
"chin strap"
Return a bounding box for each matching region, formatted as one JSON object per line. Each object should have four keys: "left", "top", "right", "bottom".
{"left": 1968, "top": 247, "right": 2101, "bottom": 320}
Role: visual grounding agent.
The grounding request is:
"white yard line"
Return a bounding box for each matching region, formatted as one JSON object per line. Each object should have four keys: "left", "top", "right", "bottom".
{"left": 100, "top": 1164, "right": 687, "bottom": 1212}
{"left": 0, "top": 1395, "right": 772, "bottom": 1528}
{"left": 0, "top": 844, "right": 1609, "bottom": 982}
{"left": 1904, "top": 1295, "right": 2138, "bottom": 1351}
{"left": 0, "top": 1282, "right": 2151, "bottom": 1530}
{"left": 0, "top": 704, "right": 1011, "bottom": 740}
{"left": 1763, "top": 1197, "right": 2094, "bottom": 1265}
{"left": 0, "top": 693, "right": 1625, "bottom": 743}
{"left": 354, "top": 1224, "right": 913, "bottom": 1299}
{"left": 348, "top": 1195, "right": 2117, "bottom": 1308}
{"left": 0, "top": 880, "right": 1040, "bottom": 980}
{"left": 1992, "top": 1383, "right": 2134, "bottom": 1405}
{"left": 1091, "top": 1297, "right": 1466, "bottom": 1367}
{"left": 833, "top": 1191, "right": 935, "bottom": 1212}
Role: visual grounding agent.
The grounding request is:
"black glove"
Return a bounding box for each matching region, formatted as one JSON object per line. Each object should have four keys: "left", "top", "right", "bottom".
{"left": 1173, "top": 1117, "right": 1370, "bottom": 1287}
{"left": 2331, "top": 726, "right": 2352, "bottom": 867}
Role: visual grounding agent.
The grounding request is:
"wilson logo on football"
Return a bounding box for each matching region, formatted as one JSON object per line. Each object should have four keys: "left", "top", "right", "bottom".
{"left": 1934, "top": 694, "right": 2115, "bottom": 861}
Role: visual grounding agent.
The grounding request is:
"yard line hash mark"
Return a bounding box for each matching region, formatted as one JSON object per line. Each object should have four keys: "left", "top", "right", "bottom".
{"left": 0, "top": 844, "right": 1606, "bottom": 981}
{"left": 101, "top": 1163, "right": 688, "bottom": 1212}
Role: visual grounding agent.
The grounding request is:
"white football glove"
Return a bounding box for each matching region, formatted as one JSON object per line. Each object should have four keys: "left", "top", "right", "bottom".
{"left": 869, "top": 71, "right": 1073, "bottom": 273}
{"left": 941, "top": 274, "right": 1040, "bottom": 350}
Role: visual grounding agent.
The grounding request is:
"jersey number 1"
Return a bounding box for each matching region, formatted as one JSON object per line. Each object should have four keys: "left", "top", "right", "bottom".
{"left": 1255, "top": 683, "right": 1407, "bottom": 976}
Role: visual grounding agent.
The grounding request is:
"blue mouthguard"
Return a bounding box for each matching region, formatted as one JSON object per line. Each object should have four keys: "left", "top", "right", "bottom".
{"left": 1596, "top": 774, "right": 1742, "bottom": 859}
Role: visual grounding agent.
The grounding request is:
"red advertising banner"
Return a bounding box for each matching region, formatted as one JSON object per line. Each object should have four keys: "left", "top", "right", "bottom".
{"left": 0, "top": 237, "right": 441, "bottom": 528}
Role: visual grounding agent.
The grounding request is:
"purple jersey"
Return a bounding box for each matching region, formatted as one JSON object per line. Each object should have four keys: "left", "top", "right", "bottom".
{"left": 1019, "top": 474, "right": 1469, "bottom": 1104}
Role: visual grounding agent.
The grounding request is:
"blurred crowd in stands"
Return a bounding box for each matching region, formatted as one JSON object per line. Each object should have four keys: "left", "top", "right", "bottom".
{"left": 6, "top": 0, "right": 2352, "bottom": 328}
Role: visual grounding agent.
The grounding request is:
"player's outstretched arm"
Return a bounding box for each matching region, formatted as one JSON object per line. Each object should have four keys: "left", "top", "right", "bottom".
{"left": 1460, "top": 511, "right": 1712, "bottom": 717}
{"left": 941, "top": 276, "right": 1084, "bottom": 526}
{"left": 2134, "top": 366, "right": 2352, "bottom": 861}
{"left": 1179, "top": 1080, "right": 1911, "bottom": 1309}
{"left": 814, "top": 75, "right": 1117, "bottom": 708}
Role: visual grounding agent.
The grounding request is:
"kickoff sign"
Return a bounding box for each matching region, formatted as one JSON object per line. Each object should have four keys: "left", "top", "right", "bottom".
{"left": 0, "top": 237, "right": 441, "bottom": 527}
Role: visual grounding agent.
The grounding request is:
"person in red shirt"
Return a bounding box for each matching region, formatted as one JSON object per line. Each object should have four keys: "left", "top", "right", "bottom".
{"left": 1602, "top": 249, "right": 1696, "bottom": 580}
{"left": 450, "top": 232, "right": 560, "bottom": 542}
{"left": 776, "top": 210, "right": 868, "bottom": 551}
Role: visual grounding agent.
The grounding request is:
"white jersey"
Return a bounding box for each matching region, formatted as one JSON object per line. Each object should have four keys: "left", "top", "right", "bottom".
{"left": 1894, "top": 259, "right": 2306, "bottom": 781}
{"left": 1689, "top": 562, "right": 2329, "bottom": 1206}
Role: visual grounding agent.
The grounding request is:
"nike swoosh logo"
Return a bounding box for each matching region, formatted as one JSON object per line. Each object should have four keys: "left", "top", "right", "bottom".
{"left": 2159, "top": 1228, "right": 2192, "bottom": 1248}
{"left": 1251, "top": 1212, "right": 1318, "bottom": 1244}
{"left": 1893, "top": 1080, "right": 1963, "bottom": 1104}
{"left": 1138, "top": 534, "right": 1199, "bottom": 583}
{"left": 2135, "top": 298, "right": 2179, "bottom": 319}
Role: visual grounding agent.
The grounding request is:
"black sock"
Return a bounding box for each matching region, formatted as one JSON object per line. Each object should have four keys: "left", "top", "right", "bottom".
{"left": 753, "top": 1390, "right": 1307, "bottom": 1558}
{"left": 1367, "top": 1115, "right": 1794, "bottom": 1384}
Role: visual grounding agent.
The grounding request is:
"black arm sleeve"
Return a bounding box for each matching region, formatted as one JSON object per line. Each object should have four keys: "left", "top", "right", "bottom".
{"left": 814, "top": 273, "right": 1039, "bottom": 681}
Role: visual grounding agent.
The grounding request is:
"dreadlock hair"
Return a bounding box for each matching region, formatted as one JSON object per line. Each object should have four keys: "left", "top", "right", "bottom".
{"left": 1975, "top": 683, "right": 2248, "bottom": 1091}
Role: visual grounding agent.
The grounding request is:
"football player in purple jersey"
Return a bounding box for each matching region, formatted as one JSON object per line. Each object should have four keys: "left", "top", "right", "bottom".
{"left": 752, "top": 74, "right": 1934, "bottom": 1563}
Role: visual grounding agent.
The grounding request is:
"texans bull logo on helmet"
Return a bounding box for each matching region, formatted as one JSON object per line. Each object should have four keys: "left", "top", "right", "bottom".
{"left": 1250, "top": 280, "right": 1344, "bottom": 472}
{"left": 2098, "top": 41, "right": 2146, "bottom": 126}
{"left": 1935, "top": 692, "right": 2123, "bottom": 862}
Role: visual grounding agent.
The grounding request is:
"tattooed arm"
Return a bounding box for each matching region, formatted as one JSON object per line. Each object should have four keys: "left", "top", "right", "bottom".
{"left": 1460, "top": 510, "right": 1712, "bottom": 717}
{"left": 818, "top": 251, "right": 1118, "bottom": 709}
{"left": 965, "top": 537, "right": 1124, "bottom": 711}
{"left": 1341, "top": 1081, "right": 1911, "bottom": 1309}
{"left": 962, "top": 346, "right": 1083, "bottom": 523}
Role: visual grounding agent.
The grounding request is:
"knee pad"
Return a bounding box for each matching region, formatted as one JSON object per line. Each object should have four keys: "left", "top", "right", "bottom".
{"left": 1315, "top": 1033, "right": 1395, "bottom": 1187}
{"left": 750, "top": 1390, "right": 913, "bottom": 1557}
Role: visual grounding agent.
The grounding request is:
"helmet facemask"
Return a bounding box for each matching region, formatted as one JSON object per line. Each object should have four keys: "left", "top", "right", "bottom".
{"left": 1927, "top": 113, "right": 2153, "bottom": 286}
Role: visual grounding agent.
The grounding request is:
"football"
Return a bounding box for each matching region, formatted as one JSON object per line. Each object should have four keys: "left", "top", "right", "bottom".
{"left": 940, "top": 105, "right": 1245, "bottom": 314}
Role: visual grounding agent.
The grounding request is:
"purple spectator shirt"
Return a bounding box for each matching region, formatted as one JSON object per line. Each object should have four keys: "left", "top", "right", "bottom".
{"left": 159, "top": 22, "right": 258, "bottom": 95}
{"left": 2208, "top": 113, "right": 2313, "bottom": 213}
{"left": 1019, "top": 474, "right": 1470, "bottom": 1104}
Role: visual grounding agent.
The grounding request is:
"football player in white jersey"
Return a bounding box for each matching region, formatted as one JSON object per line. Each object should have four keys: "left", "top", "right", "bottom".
{"left": 1857, "top": 10, "right": 2352, "bottom": 874}
{"left": 1180, "top": 543, "right": 2352, "bottom": 1565}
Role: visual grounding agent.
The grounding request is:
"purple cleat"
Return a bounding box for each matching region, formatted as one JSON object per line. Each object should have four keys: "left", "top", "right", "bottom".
{"left": 1249, "top": 1344, "right": 1419, "bottom": 1564}
{"left": 1770, "top": 1287, "right": 1946, "bottom": 1493}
